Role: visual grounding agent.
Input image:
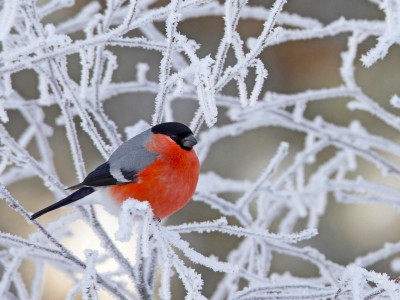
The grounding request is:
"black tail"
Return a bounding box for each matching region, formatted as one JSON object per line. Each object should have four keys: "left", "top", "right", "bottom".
{"left": 30, "top": 187, "right": 95, "bottom": 220}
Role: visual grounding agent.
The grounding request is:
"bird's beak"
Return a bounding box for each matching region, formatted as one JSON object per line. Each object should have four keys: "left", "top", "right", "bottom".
{"left": 182, "top": 134, "right": 197, "bottom": 149}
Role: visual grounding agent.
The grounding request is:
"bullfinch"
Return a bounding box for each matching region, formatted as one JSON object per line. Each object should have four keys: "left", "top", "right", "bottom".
{"left": 30, "top": 122, "right": 200, "bottom": 220}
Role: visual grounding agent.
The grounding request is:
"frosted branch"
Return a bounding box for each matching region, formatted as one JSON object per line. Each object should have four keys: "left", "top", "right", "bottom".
{"left": 1, "top": 0, "right": 400, "bottom": 298}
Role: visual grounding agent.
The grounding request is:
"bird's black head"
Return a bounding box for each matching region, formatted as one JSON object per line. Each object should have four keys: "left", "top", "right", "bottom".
{"left": 151, "top": 122, "right": 197, "bottom": 150}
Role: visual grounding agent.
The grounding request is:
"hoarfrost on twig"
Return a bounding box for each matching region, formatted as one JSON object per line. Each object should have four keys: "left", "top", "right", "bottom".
{"left": 1, "top": 0, "right": 400, "bottom": 299}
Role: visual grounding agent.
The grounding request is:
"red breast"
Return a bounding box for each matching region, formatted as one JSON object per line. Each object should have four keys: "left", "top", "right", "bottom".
{"left": 108, "top": 133, "right": 200, "bottom": 218}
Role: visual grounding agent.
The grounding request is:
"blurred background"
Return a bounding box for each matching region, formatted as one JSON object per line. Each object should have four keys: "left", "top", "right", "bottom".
{"left": 2, "top": 0, "right": 400, "bottom": 298}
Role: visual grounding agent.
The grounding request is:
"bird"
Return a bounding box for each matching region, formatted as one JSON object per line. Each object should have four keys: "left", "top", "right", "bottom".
{"left": 30, "top": 122, "right": 200, "bottom": 220}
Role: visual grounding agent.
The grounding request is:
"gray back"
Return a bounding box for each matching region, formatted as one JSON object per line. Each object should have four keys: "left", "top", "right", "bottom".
{"left": 109, "top": 129, "right": 158, "bottom": 175}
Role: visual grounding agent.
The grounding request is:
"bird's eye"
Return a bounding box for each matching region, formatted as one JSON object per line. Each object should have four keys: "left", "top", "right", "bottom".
{"left": 170, "top": 135, "right": 178, "bottom": 141}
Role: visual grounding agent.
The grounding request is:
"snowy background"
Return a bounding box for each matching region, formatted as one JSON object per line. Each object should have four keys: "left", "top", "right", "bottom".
{"left": 1, "top": 0, "right": 400, "bottom": 299}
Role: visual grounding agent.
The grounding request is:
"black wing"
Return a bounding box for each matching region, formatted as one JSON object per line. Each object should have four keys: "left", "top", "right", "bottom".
{"left": 68, "top": 162, "right": 127, "bottom": 190}
{"left": 68, "top": 131, "right": 157, "bottom": 190}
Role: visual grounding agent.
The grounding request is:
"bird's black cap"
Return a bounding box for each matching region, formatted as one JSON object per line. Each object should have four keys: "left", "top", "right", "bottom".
{"left": 151, "top": 122, "right": 196, "bottom": 150}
